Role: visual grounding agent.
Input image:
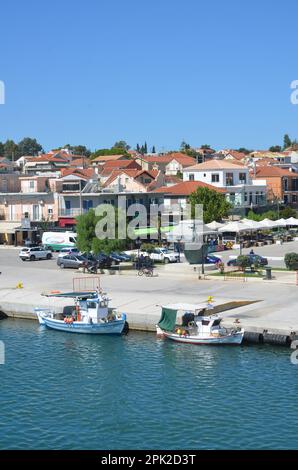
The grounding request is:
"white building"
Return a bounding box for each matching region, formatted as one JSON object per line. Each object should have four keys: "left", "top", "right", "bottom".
{"left": 183, "top": 160, "right": 267, "bottom": 208}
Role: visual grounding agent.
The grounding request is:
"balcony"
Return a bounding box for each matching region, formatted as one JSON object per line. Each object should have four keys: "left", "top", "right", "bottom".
{"left": 59, "top": 208, "right": 89, "bottom": 217}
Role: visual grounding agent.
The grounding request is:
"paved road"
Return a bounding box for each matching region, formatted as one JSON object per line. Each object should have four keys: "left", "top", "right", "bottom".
{"left": 0, "top": 247, "right": 297, "bottom": 334}
{"left": 214, "top": 240, "right": 298, "bottom": 267}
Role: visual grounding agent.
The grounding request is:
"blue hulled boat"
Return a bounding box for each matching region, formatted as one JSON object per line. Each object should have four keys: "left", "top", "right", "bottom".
{"left": 35, "top": 290, "right": 127, "bottom": 335}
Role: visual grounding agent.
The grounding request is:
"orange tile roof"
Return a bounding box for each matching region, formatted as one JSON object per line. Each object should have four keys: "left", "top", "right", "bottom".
{"left": 224, "top": 150, "right": 247, "bottom": 160}
{"left": 154, "top": 181, "right": 226, "bottom": 196}
{"left": 60, "top": 168, "right": 94, "bottom": 179}
{"left": 185, "top": 160, "right": 247, "bottom": 171}
{"left": 102, "top": 169, "right": 158, "bottom": 188}
{"left": 254, "top": 167, "right": 296, "bottom": 178}
{"left": 137, "top": 153, "right": 196, "bottom": 165}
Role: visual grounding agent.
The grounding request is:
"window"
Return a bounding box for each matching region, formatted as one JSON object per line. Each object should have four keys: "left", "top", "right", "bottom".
{"left": 226, "top": 173, "right": 234, "bottom": 185}
{"left": 87, "top": 301, "right": 97, "bottom": 309}
{"left": 69, "top": 237, "right": 76, "bottom": 243}
{"left": 189, "top": 174, "right": 194, "bottom": 181}
{"left": 48, "top": 207, "right": 53, "bottom": 215}
{"left": 239, "top": 172, "right": 247, "bottom": 183}
{"left": 211, "top": 174, "right": 219, "bottom": 183}
{"left": 29, "top": 180, "right": 35, "bottom": 189}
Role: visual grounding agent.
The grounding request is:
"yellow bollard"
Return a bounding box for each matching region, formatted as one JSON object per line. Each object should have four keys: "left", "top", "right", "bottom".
{"left": 16, "top": 282, "right": 23, "bottom": 289}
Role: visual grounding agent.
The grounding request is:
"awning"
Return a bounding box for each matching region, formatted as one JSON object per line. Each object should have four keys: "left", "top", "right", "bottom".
{"left": 0, "top": 222, "right": 22, "bottom": 234}
{"left": 158, "top": 307, "right": 177, "bottom": 332}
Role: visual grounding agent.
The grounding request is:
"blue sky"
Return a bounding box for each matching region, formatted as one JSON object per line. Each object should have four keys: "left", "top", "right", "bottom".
{"left": 0, "top": 0, "right": 298, "bottom": 152}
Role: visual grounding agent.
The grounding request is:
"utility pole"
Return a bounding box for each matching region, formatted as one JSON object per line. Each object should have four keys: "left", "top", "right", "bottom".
{"left": 79, "top": 179, "right": 82, "bottom": 215}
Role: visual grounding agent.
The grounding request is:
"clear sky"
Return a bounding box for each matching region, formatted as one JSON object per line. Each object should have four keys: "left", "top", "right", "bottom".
{"left": 0, "top": 0, "right": 298, "bottom": 152}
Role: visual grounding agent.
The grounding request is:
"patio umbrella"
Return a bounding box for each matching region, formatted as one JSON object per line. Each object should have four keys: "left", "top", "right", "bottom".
{"left": 218, "top": 221, "right": 251, "bottom": 233}
{"left": 166, "top": 219, "right": 216, "bottom": 242}
{"left": 206, "top": 221, "right": 224, "bottom": 230}
{"left": 240, "top": 219, "right": 266, "bottom": 230}
{"left": 273, "top": 218, "right": 288, "bottom": 227}
{"left": 258, "top": 218, "right": 277, "bottom": 228}
{"left": 285, "top": 217, "right": 298, "bottom": 226}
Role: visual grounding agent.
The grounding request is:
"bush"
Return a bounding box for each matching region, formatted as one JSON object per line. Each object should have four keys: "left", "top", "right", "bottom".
{"left": 284, "top": 253, "right": 298, "bottom": 270}
{"left": 236, "top": 255, "right": 251, "bottom": 271}
{"left": 140, "top": 243, "right": 155, "bottom": 253}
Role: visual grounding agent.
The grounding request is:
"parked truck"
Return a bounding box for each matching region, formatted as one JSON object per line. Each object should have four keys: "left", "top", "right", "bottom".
{"left": 142, "top": 247, "right": 179, "bottom": 264}
{"left": 42, "top": 231, "right": 77, "bottom": 251}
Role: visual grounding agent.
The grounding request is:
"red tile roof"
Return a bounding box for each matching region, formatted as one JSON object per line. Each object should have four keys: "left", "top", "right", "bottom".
{"left": 224, "top": 150, "right": 247, "bottom": 161}
{"left": 254, "top": 167, "right": 296, "bottom": 178}
{"left": 60, "top": 168, "right": 94, "bottom": 179}
{"left": 103, "top": 169, "right": 158, "bottom": 188}
{"left": 99, "top": 160, "right": 141, "bottom": 176}
{"left": 153, "top": 181, "right": 226, "bottom": 196}
{"left": 137, "top": 152, "right": 196, "bottom": 166}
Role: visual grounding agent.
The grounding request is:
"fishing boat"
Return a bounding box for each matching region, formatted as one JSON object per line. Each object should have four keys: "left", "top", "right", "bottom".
{"left": 156, "top": 301, "right": 244, "bottom": 345}
{"left": 35, "top": 289, "right": 127, "bottom": 335}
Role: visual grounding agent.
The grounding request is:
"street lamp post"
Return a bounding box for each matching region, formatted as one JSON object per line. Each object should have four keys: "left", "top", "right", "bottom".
{"left": 201, "top": 243, "right": 205, "bottom": 275}
{"left": 136, "top": 236, "right": 141, "bottom": 269}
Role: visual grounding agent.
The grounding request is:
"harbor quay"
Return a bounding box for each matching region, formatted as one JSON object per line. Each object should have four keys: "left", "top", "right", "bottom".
{"left": 0, "top": 246, "right": 297, "bottom": 345}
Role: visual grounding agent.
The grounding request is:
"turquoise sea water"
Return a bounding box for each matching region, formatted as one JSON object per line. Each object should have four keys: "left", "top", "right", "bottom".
{"left": 0, "top": 319, "right": 298, "bottom": 450}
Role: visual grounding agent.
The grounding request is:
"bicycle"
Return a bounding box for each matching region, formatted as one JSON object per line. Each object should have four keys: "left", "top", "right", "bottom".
{"left": 138, "top": 266, "right": 154, "bottom": 277}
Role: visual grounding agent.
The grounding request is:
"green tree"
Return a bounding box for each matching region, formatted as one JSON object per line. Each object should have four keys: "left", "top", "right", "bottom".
{"left": 269, "top": 145, "right": 282, "bottom": 152}
{"left": 283, "top": 134, "right": 292, "bottom": 150}
{"left": 76, "top": 209, "right": 98, "bottom": 253}
{"left": 180, "top": 141, "right": 191, "bottom": 151}
{"left": 3, "top": 140, "right": 19, "bottom": 160}
{"left": 144, "top": 141, "right": 148, "bottom": 154}
{"left": 236, "top": 255, "right": 251, "bottom": 272}
{"left": 189, "top": 187, "right": 232, "bottom": 223}
{"left": 284, "top": 253, "right": 298, "bottom": 270}
{"left": 280, "top": 207, "right": 297, "bottom": 219}
{"left": 56, "top": 144, "right": 90, "bottom": 154}
{"left": 76, "top": 208, "right": 129, "bottom": 254}
{"left": 90, "top": 147, "right": 130, "bottom": 160}
{"left": 236, "top": 148, "right": 252, "bottom": 155}
{"left": 113, "top": 140, "right": 130, "bottom": 151}
{"left": 17, "top": 137, "right": 43, "bottom": 156}
{"left": 151, "top": 145, "right": 156, "bottom": 153}
{"left": 0, "top": 142, "right": 4, "bottom": 156}
{"left": 136, "top": 143, "right": 140, "bottom": 153}
{"left": 200, "top": 144, "right": 211, "bottom": 149}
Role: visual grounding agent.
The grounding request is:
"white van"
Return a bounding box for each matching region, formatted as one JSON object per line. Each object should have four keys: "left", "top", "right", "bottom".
{"left": 42, "top": 232, "right": 77, "bottom": 251}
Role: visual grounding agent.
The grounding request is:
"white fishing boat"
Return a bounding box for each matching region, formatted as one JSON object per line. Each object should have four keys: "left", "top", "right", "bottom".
{"left": 156, "top": 301, "right": 244, "bottom": 345}
{"left": 35, "top": 289, "right": 127, "bottom": 335}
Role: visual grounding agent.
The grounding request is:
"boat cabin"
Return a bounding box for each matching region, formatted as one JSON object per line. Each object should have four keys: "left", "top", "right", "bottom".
{"left": 158, "top": 303, "right": 222, "bottom": 334}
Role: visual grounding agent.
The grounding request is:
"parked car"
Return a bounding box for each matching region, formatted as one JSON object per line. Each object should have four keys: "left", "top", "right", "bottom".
{"left": 205, "top": 254, "right": 221, "bottom": 264}
{"left": 81, "top": 252, "right": 113, "bottom": 269}
{"left": 58, "top": 247, "right": 80, "bottom": 258}
{"left": 96, "top": 253, "right": 119, "bottom": 266}
{"left": 19, "top": 246, "right": 53, "bottom": 261}
{"left": 118, "top": 252, "right": 131, "bottom": 261}
{"left": 227, "top": 254, "right": 268, "bottom": 267}
{"left": 143, "top": 248, "right": 179, "bottom": 264}
{"left": 109, "top": 252, "right": 124, "bottom": 263}
{"left": 57, "top": 255, "right": 88, "bottom": 269}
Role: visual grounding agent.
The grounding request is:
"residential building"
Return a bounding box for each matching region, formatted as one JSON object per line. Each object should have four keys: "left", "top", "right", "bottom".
{"left": 183, "top": 160, "right": 267, "bottom": 208}
{"left": 253, "top": 166, "right": 298, "bottom": 206}
{"left": 154, "top": 181, "right": 225, "bottom": 216}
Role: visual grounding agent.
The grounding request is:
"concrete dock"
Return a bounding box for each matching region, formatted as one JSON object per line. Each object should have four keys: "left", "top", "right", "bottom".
{"left": 0, "top": 246, "right": 297, "bottom": 345}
